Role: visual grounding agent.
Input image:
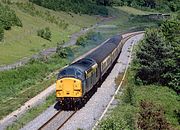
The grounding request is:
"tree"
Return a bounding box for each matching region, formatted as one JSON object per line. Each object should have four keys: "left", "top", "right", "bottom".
{"left": 135, "top": 28, "right": 170, "bottom": 84}
{"left": 160, "top": 19, "right": 180, "bottom": 93}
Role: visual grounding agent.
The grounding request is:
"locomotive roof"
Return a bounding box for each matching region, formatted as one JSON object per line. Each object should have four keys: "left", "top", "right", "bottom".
{"left": 85, "top": 35, "right": 122, "bottom": 65}
{"left": 69, "top": 58, "right": 96, "bottom": 72}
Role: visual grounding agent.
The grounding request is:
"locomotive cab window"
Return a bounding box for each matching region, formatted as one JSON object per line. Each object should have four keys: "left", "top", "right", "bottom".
{"left": 58, "top": 68, "right": 84, "bottom": 80}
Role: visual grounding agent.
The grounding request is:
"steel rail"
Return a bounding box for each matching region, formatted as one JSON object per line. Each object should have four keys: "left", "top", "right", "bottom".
{"left": 57, "top": 111, "right": 77, "bottom": 130}
{"left": 38, "top": 110, "right": 62, "bottom": 130}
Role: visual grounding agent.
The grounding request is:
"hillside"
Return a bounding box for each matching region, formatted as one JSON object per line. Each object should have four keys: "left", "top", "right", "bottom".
{"left": 1, "top": 1, "right": 175, "bottom": 129}
{"left": 0, "top": 0, "right": 100, "bottom": 65}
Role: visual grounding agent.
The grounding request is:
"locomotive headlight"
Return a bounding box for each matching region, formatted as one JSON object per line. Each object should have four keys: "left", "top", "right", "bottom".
{"left": 56, "top": 80, "right": 63, "bottom": 90}
{"left": 56, "top": 90, "right": 62, "bottom": 97}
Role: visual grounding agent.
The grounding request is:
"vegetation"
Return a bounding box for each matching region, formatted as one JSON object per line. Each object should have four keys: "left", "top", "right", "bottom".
{"left": 15, "top": 2, "right": 69, "bottom": 29}
{"left": 29, "top": 0, "right": 109, "bottom": 16}
{"left": 37, "top": 27, "right": 51, "bottom": 41}
{"left": 6, "top": 94, "right": 56, "bottom": 130}
{"left": 0, "top": 30, "right": 105, "bottom": 120}
{"left": 134, "top": 19, "right": 180, "bottom": 93}
{"left": 113, "top": 0, "right": 180, "bottom": 12}
{"left": 0, "top": 3, "right": 22, "bottom": 41}
{"left": 0, "top": 0, "right": 98, "bottom": 65}
{"left": 76, "top": 31, "right": 102, "bottom": 46}
{"left": 98, "top": 16, "right": 179, "bottom": 129}
{"left": 56, "top": 43, "right": 74, "bottom": 59}
{"left": 0, "top": 56, "right": 68, "bottom": 119}
{"left": 98, "top": 71, "right": 180, "bottom": 130}
{"left": 137, "top": 100, "right": 171, "bottom": 129}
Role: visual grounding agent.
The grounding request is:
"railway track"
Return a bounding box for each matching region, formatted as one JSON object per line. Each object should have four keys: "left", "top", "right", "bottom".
{"left": 36, "top": 32, "right": 144, "bottom": 130}
{"left": 13, "top": 31, "right": 144, "bottom": 130}
{"left": 38, "top": 110, "right": 76, "bottom": 130}
{"left": 37, "top": 32, "right": 144, "bottom": 130}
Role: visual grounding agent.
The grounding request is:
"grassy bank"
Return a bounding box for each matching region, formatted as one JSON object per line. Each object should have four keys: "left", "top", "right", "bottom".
{"left": 98, "top": 70, "right": 180, "bottom": 129}
{"left": 3, "top": 31, "right": 105, "bottom": 130}
{"left": 0, "top": 31, "right": 105, "bottom": 120}
{"left": 6, "top": 94, "right": 56, "bottom": 130}
{"left": 0, "top": 0, "right": 98, "bottom": 65}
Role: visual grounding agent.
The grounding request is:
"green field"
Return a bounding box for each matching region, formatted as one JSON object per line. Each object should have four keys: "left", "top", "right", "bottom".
{"left": 0, "top": 1, "right": 98, "bottom": 65}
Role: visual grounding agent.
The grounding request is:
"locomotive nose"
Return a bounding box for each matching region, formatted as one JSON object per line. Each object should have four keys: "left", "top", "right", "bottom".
{"left": 56, "top": 78, "right": 82, "bottom": 98}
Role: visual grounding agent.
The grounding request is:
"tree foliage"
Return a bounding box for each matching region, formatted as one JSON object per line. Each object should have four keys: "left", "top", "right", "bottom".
{"left": 113, "top": 0, "right": 180, "bottom": 12}
{"left": 0, "top": 3, "right": 22, "bottom": 41}
{"left": 0, "top": 3, "right": 22, "bottom": 30}
{"left": 134, "top": 19, "right": 180, "bottom": 93}
{"left": 29, "top": 0, "right": 109, "bottom": 16}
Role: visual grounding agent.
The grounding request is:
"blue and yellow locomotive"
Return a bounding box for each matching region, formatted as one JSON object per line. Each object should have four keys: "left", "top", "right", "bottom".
{"left": 56, "top": 35, "right": 123, "bottom": 107}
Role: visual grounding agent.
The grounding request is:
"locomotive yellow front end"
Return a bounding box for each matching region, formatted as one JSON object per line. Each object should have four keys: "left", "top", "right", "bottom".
{"left": 56, "top": 78, "right": 82, "bottom": 98}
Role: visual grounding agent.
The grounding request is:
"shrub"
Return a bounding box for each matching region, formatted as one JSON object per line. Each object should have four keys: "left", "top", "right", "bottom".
{"left": 0, "top": 3, "right": 22, "bottom": 30}
{"left": 122, "top": 85, "right": 135, "bottom": 105}
{"left": 56, "top": 42, "right": 68, "bottom": 58}
{"left": 76, "top": 31, "right": 102, "bottom": 46}
{"left": 76, "top": 36, "right": 86, "bottom": 46}
{"left": 37, "top": 27, "right": 51, "bottom": 41}
{"left": 137, "top": 100, "right": 171, "bottom": 130}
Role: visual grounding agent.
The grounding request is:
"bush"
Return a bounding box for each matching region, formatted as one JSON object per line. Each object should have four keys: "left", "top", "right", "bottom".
{"left": 122, "top": 85, "right": 135, "bottom": 105}
{"left": 76, "top": 31, "right": 102, "bottom": 46}
{"left": 137, "top": 100, "right": 171, "bottom": 130}
{"left": 76, "top": 36, "right": 86, "bottom": 46}
{"left": 56, "top": 42, "right": 74, "bottom": 59}
{"left": 0, "top": 3, "right": 22, "bottom": 30}
{"left": 37, "top": 27, "right": 51, "bottom": 41}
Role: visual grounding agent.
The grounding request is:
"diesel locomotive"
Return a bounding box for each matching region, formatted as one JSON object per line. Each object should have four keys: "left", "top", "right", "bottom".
{"left": 56, "top": 35, "right": 123, "bottom": 107}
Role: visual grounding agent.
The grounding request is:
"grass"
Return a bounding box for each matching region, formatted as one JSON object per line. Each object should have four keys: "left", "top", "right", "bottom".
{"left": 0, "top": 57, "right": 68, "bottom": 119}
{"left": 116, "top": 6, "right": 153, "bottom": 15}
{"left": 0, "top": 1, "right": 99, "bottom": 65}
{"left": 6, "top": 94, "right": 56, "bottom": 130}
{"left": 98, "top": 70, "right": 180, "bottom": 130}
